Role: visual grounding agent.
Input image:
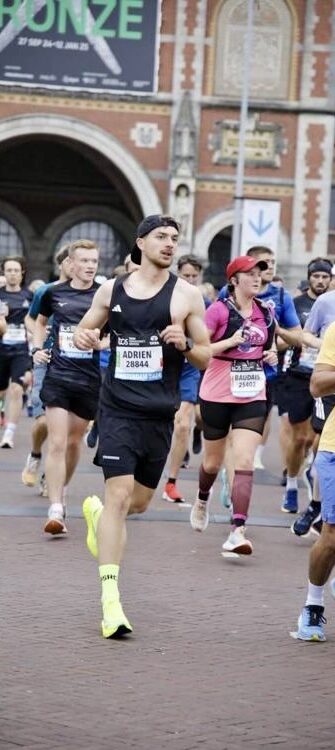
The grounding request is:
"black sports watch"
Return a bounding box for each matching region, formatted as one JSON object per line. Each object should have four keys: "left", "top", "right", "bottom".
{"left": 31, "top": 347, "right": 42, "bottom": 356}
{"left": 181, "top": 338, "right": 193, "bottom": 353}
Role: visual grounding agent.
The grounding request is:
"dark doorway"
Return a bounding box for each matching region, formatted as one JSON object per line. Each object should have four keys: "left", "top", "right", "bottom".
{"left": 204, "top": 226, "right": 232, "bottom": 290}
{"left": 0, "top": 136, "right": 142, "bottom": 279}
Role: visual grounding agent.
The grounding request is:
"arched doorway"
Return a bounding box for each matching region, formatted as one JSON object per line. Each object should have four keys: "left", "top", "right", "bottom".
{"left": 204, "top": 226, "right": 232, "bottom": 289}
{"left": 0, "top": 114, "right": 162, "bottom": 280}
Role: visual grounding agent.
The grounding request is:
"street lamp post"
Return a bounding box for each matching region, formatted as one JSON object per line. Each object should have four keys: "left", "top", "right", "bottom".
{"left": 230, "top": 0, "right": 255, "bottom": 260}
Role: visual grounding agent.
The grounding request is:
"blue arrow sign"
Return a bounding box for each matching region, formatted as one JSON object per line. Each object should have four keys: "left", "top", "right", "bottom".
{"left": 249, "top": 210, "right": 273, "bottom": 236}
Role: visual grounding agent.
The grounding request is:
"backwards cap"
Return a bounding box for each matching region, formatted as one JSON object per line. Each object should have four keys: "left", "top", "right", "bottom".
{"left": 131, "top": 215, "right": 180, "bottom": 264}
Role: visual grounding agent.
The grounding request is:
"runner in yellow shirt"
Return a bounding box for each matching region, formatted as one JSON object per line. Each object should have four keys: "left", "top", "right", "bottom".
{"left": 292, "top": 321, "right": 335, "bottom": 641}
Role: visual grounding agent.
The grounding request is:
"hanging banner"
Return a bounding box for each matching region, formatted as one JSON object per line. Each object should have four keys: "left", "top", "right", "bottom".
{"left": 0, "top": 0, "right": 161, "bottom": 95}
{"left": 241, "top": 199, "right": 281, "bottom": 253}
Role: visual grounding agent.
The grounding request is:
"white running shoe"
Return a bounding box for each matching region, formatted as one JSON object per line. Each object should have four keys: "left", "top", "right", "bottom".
{"left": 44, "top": 504, "right": 67, "bottom": 535}
{"left": 22, "top": 453, "right": 41, "bottom": 486}
{"left": 222, "top": 526, "right": 253, "bottom": 556}
{"left": 0, "top": 429, "right": 14, "bottom": 449}
{"left": 190, "top": 491, "right": 211, "bottom": 532}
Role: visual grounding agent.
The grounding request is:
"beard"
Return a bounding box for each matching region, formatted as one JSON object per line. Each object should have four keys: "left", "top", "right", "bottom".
{"left": 313, "top": 286, "right": 329, "bottom": 296}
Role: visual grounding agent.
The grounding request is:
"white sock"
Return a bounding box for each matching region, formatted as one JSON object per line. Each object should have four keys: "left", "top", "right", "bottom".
{"left": 286, "top": 475, "right": 298, "bottom": 490}
{"left": 6, "top": 422, "right": 16, "bottom": 434}
{"left": 306, "top": 580, "right": 324, "bottom": 607}
{"left": 255, "top": 445, "right": 264, "bottom": 460}
{"left": 48, "top": 502, "right": 63, "bottom": 518}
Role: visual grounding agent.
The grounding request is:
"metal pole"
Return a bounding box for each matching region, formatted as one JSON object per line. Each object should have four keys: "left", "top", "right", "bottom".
{"left": 230, "top": 0, "right": 255, "bottom": 259}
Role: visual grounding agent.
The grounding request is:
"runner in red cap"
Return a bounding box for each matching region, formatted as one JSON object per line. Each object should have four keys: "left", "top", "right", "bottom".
{"left": 190, "top": 255, "right": 277, "bottom": 556}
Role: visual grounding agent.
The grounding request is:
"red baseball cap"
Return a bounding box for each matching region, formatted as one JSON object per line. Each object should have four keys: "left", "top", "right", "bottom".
{"left": 226, "top": 255, "right": 268, "bottom": 280}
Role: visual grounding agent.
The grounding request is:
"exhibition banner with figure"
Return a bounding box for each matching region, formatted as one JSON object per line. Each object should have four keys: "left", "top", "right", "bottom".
{"left": 0, "top": 0, "right": 161, "bottom": 94}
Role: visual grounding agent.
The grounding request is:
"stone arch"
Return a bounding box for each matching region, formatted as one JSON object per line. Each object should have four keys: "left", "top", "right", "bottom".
{"left": 0, "top": 199, "right": 35, "bottom": 254}
{"left": 194, "top": 208, "right": 289, "bottom": 261}
{"left": 44, "top": 205, "right": 135, "bottom": 263}
{"left": 0, "top": 114, "right": 162, "bottom": 217}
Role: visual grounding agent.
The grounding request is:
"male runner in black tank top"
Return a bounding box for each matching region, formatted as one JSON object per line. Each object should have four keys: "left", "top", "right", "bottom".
{"left": 32, "top": 240, "right": 103, "bottom": 535}
{"left": 74, "top": 215, "right": 211, "bottom": 639}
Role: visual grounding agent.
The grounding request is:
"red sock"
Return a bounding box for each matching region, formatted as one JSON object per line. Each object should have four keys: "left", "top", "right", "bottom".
{"left": 199, "top": 465, "right": 217, "bottom": 500}
{"left": 231, "top": 469, "right": 253, "bottom": 524}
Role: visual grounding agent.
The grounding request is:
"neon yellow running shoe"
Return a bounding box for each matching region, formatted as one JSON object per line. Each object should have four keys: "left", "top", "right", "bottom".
{"left": 101, "top": 599, "right": 133, "bottom": 638}
{"left": 82, "top": 495, "right": 103, "bottom": 559}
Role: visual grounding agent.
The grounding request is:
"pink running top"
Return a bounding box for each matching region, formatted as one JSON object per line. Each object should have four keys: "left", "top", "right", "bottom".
{"left": 200, "top": 299, "right": 270, "bottom": 404}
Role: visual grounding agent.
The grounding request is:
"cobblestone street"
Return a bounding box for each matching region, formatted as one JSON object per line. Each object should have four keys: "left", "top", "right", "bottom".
{"left": 1, "top": 416, "right": 334, "bottom": 749}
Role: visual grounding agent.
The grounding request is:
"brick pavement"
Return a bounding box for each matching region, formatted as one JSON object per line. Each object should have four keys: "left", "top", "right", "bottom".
{"left": 1, "top": 415, "right": 334, "bottom": 750}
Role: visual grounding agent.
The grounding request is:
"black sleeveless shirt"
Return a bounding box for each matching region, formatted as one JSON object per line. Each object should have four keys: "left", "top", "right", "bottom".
{"left": 100, "top": 273, "right": 184, "bottom": 420}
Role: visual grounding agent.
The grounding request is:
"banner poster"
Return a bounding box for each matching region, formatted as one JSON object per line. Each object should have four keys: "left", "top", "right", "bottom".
{"left": 0, "top": 1, "right": 161, "bottom": 94}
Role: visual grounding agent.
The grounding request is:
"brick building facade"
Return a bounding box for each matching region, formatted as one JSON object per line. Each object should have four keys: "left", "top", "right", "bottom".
{"left": 0, "top": 0, "right": 334, "bottom": 287}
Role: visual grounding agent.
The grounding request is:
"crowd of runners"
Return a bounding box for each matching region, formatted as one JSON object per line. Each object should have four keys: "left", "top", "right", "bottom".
{"left": 1, "top": 213, "right": 335, "bottom": 643}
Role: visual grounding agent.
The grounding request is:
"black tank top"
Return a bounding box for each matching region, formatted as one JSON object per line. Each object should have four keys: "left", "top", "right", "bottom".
{"left": 101, "top": 273, "right": 184, "bottom": 419}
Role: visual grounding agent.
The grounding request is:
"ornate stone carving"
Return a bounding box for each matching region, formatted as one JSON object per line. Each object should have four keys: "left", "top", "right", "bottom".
{"left": 171, "top": 91, "right": 197, "bottom": 178}
{"left": 214, "top": 0, "right": 292, "bottom": 100}
{"left": 209, "top": 113, "right": 286, "bottom": 168}
{"left": 130, "top": 122, "right": 163, "bottom": 148}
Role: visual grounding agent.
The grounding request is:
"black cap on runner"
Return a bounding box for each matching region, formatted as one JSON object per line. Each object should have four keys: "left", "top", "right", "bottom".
{"left": 130, "top": 215, "right": 180, "bottom": 264}
{"left": 307, "top": 259, "right": 332, "bottom": 278}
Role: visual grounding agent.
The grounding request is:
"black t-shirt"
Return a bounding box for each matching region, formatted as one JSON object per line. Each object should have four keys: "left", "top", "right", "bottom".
{"left": 0, "top": 287, "right": 32, "bottom": 355}
{"left": 289, "top": 292, "right": 316, "bottom": 375}
{"left": 39, "top": 280, "right": 100, "bottom": 388}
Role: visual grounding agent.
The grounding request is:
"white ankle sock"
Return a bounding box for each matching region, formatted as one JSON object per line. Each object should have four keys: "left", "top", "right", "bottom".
{"left": 286, "top": 475, "right": 298, "bottom": 490}
{"left": 49, "top": 502, "right": 63, "bottom": 517}
{"left": 6, "top": 422, "right": 16, "bottom": 433}
{"left": 254, "top": 445, "right": 264, "bottom": 460}
{"left": 306, "top": 580, "right": 324, "bottom": 607}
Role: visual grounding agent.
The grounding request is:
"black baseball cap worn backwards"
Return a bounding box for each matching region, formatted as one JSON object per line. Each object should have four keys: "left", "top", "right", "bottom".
{"left": 131, "top": 215, "right": 180, "bottom": 264}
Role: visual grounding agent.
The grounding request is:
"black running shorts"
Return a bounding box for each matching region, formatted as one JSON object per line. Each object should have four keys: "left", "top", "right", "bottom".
{"left": 285, "top": 372, "right": 314, "bottom": 425}
{"left": 96, "top": 409, "right": 173, "bottom": 488}
{"left": 40, "top": 375, "right": 99, "bottom": 421}
{"left": 270, "top": 371, "right": 289, "bottom": 417}
{"left": 0, "top": 351, "right": 31, "bottom": 390}
{"left": 199, "top": 398, "right": 267, "bottom": 440}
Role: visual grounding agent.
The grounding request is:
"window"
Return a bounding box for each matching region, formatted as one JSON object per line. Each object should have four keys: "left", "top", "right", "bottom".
{"left": 0, "top": 218, "right": 24, "bottom": 257}
{"left": 55, "top": 221, "right": 128, "bottom": 276}
{"left": 214, "top": 0, "right": 293, "bottom": 100}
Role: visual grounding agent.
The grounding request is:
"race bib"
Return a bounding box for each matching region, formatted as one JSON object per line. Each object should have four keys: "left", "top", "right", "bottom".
{"left": 230, "top": 359, "right": 265, "bottom": 398}
{"left": 2, "top": 324, "right": 26, "bottom": 345}
{"left": 115, "top": 333, "right": 163, "bottom": 381}
{"left": 299, "top": 346, "right": 318, "bottom": 370}
{"left": 59, "top": 324, "right": 93, "bottom": 359}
